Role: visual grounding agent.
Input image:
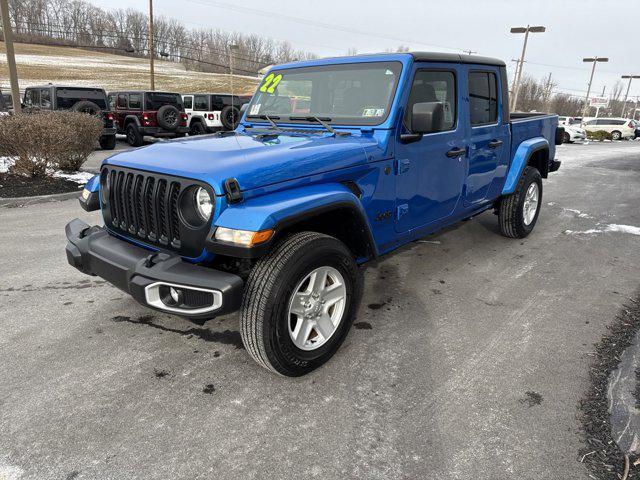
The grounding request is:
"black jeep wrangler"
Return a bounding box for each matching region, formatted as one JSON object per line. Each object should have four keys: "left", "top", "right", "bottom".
{"left": 22, "top": 85, "right": 117, "bottom": 150}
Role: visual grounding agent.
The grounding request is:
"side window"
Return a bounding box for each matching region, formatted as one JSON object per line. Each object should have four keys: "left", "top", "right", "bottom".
{"left": 183, "top": 96, "right": 193, "bottom": 109}
{"left": 585, "top": 119, "right": 596, "bottom": 125}
{"left": 25, "top": 89, "right": 40, "bottom": 107}
{"left": 405, "top": 70, "right": 456, "bottom": 132}
{"left": 117, "top": 94, "right": 128, "bottom": 109}
{"left": 129, "top": 94, "right": 141, "bottom": 109}
{"left": 211, "top": 95, "right": 224, "bottom": 111}
{"left": 469, "top": 71, "right": 499, "bottom": 126}
{"left": 595, "top": 119, "right": 607, "bottom": 126}
{"left": 40, "top": 88, "right": 52, "bottom": 108}
{"left": 194, "top": 95, "right": 208, "bottom": 111}
{"left": 108, "top": 94, "right": 116, "bottom": 110}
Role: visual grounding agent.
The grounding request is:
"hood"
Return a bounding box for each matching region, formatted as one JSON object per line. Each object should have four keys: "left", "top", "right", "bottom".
{"left": 105, "top": 131, "right": 375, "bottom": 195}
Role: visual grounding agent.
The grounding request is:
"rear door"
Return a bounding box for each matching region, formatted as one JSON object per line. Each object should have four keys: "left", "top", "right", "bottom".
{"left": 395, "top": 64, "right": 467, "bottom": 232}
{"left": 464, "top": 68, "right": 509, "bottom": 206}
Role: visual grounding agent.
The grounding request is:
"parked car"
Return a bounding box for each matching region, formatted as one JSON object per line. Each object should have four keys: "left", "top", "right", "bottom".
{"left": 108, "top": 91, "right": 189, "bottom": 146}
{"left": 22, "top": 85, "right": 116, "bottom": 149}
{"left": 561, "top": 124, "right": 587, "bottom": 143}
{"left": 182, "top": 93, "right": 252, "bottom": 134}
{"left": 558, "top": 116, "right": 582, "bottom": 126}
{"left": 632, "top": 119, "right": 640, "bottom": 139}
{"left": 66, "top": 52, "right": 562, "bottom": 376}
{"left": 582, "top": 117, "right": 636, "bottom": 140}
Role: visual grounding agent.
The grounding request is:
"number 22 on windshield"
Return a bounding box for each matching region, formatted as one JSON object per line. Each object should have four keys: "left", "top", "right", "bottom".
{"left": 259, "top": 73, "right": 283, "bottom": 94}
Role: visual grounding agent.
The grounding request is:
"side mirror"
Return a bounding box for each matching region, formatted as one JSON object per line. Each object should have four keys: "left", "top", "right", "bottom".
{"left": 401, "top": 102, "right": 445, "bottom": 144}
{"left": 412, "top": 101, "right": 444, "bottom": 134}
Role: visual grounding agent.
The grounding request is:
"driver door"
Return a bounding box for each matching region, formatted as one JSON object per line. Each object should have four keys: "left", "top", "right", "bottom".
{"left": 395, "top": 66, "right": 467, "bottom": 233}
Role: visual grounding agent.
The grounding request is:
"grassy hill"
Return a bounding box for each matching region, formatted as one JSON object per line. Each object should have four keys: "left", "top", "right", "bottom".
{"left": 0, "top": 42, "right": 260, "bottom": 94}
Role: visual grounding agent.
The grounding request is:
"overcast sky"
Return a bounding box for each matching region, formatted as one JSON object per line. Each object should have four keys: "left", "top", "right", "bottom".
{"left": 88, "top": 0, "right": 640, "bottom": 100}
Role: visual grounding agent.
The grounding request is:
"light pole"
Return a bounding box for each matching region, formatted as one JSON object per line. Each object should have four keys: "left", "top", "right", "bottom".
{"left": 510, "top": 25, "right": 546, "bottom": 111}
{"left": 148, "top": 0, "right": 155, "bottom": 90}
{"left": 582, "top": 57, "right": 608, "bottom": 116}
{"left": 620, "top": 75, "right": 640, "bottom": 118}
{"left": 0, "top": 0, "right": 21, "bottom": 113}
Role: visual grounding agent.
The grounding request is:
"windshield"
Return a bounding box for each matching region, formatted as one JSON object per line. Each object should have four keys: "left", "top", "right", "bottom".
{"left": 145, "top": 92, "right": 183, "bottom": 111}
{"left": 56, "top": 88, "right": 108, "bottom": 110}
{"left": 246, "top": 61, "right": 402, "bottom": 126}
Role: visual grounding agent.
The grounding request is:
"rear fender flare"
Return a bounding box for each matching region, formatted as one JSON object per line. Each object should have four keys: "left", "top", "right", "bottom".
{"left": 501, "top": 137, "right": 549, "bottom": 195}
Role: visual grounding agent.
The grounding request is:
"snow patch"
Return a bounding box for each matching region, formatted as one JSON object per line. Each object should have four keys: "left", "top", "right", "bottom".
{"left": 0, "top": 157, "right": 14, "bottom": 173}
{"left": 0, "top": 464, "right": 24, "bottom": 480}
{"left": 1, "top": 157, "right": 93, "bottom": 184}
{"left": 564, "top": 224, "right": 640, "bottom": 236}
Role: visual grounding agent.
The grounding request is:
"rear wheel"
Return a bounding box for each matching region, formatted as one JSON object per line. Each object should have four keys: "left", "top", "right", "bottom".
{"left": 99, "top": 135, "right": 116, "bottom": 150}
{"left": 611, "top": 130, "right": 622, "bottom": 141}
{"left": 563, "top": 132, "right": 571, "bottom": 143}
{"left": 126, "top": 123, "right": 143, "bottom": 147}
{"left": 240, "top": 232, "right": 362, "bottom": 376}
{"left": 498, "top": 166, "right": 543, "bottom": 239}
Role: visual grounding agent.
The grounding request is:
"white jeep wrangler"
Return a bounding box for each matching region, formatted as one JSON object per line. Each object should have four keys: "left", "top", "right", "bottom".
{"left": 182, "top": 93, "right": 252, "bottom": 134}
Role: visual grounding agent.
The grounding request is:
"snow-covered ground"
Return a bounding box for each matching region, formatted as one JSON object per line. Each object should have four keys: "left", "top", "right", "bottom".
{"left": 0, "top": 156, "right": 94, "bottom": 184}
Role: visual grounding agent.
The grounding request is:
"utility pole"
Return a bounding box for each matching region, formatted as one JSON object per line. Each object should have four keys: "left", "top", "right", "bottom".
{"left": 510, "top": 25, "right": 546, "bottom": 111}
{"left": 229, "top": 44, "right": 239, "bottom": 128}
{"left": 620, "top": 75, "right": 640, "bottom": 118}
{"left": 148, "top": 0, "right": 155, "bottom": 90}
{"left": 510, "top": 59, "right": 521, "bottom": 96}
{"left": 543, "top": 72, "right": 553, "bottom": 111}
{"left": 0, "top": 0, "right": 21, "bottom": 113}
{"left": 582, "top": 56, "right": 609, "bottom": 116}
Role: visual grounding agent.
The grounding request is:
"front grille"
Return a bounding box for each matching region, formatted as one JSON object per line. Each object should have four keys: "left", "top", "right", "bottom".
{"left": 101, "top": 166, "right": 212, "bottom": 257}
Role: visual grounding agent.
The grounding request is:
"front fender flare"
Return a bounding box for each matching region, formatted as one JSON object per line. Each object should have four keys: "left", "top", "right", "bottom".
{"left": 501, "top": 137, "right": 549, "bottom": 195}
{"left": 211, "top": 183, "right": 376, "bottom": 258}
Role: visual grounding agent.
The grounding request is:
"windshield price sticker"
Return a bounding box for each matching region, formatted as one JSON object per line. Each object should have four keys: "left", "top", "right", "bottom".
{"left": 250, "top": 104, "right": 261, "bottom": 115}
{"left": 363, "top": 108, "right": 385, "bottom": 117}
{"left": 259, "top": 73, "right": 283, "bottom": 94}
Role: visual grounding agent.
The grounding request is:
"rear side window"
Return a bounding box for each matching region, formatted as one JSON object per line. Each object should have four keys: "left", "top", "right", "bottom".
{"left": 194, "top": 95, "right": 209, "bottom": 111}
{"left": 129, "top": 94, "right": 142, "bottom": 109}
{"left": 405, "top": 70, "right": 456, "bottom": 132}
{"left": 469, "top": 71, "right": 498, "bottom": 126}
{"left": 40, "top": 88, "right": 52, "bottom": 108}
{"left": 183, "top": 96, "right": 193, "bottom": 109}
{"left": 55, "top": 88, "right": 108, "bottom": 110}
{"left": 117, "top": 94, "right": 128, "bottom": 109}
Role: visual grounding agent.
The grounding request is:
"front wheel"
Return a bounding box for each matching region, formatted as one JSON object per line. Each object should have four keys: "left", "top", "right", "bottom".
{"left": 240, "top": 232, "right": 362, "bottom": 376}
{"left": 611, "top": 130, "right": 622, "bottom": 141}
{"left": 126, "top": 124, "right": 144, "bottom": 147}
{"left": 498, "top": 166, "right": 543, "bottom": 239}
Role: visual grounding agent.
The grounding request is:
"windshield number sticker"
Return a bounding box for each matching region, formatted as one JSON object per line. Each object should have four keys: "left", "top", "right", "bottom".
{"left": 259, "top": 73, "right": 283, "bottom": 94}
{"left": 363, "top": 108, "right": 385, "bottom": 117}
{"left": 250, "top": 103, "right": 261, "bottom": 115}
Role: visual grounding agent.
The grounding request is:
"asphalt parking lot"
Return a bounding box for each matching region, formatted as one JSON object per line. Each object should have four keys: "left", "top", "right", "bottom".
{"left": 1, "top": 141, "right": 640, "bottom": 480}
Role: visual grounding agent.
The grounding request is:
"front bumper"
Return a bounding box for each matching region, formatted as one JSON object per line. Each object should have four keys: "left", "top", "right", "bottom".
{"left": 65, "top": 219, "right": 244, "bottom": 320}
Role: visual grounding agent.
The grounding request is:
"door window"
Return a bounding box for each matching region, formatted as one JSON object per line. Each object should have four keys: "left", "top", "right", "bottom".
{"left": 108, "top": 94, "right": 116, "bottom": 109}
{"left": 405, "top": 70, "right": 456, "bottom": 132}
{"left": 40, "top": 88, "right": 52, "bottom": 108}
{"left": 117, "top": 94, "right": 128, "bottom": 109}
{"left": 129, "top": 94, "right": 142, "bottom": 109}
{"left": 25, "top": 89, "right": 40, "bottom": 107}
{"left": 183, "top": 96, "right": 193, "bottom": 109}
{"left": 194, "top": 95, "right": 209, "bottom": 111}
{"left": 469, "top": 71, "right": 498, "bottom": 126}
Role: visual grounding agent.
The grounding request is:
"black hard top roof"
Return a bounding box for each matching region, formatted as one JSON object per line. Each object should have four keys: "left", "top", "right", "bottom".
{"left": 410, "top": 52, "right": 506, "bottom": 67}
{"left": 27, "top": 84, "right": 106, "bottom": 90}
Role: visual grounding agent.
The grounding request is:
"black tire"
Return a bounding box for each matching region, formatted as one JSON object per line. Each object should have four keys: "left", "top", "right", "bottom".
{"left": 126, "top": 123, "right": 144, "bottom": 147}
{"left": 563, "top": 132, "right": 571, "bottom": 144}
{"left": 498, "top": 166, "right": 543, "bottom": 239}
{"left": 221, "top": 105, "right": 240, "bottom": 130}
{"left": 240, "top": 232, "right": 362, "bottom": 376}
{"left": 157, "top": 105, "right": 180, "bottom": 131}
{"left": 190, "top": 121, "right": 206, "bottom": 135}
{"left": 99, "top": 135, "right": 116, "bottom": 150}
{"left": 611, "top": 130, "right": 622, "bottom": 141}
{"left": 71, "top": 100, "right": 101, "bottom": 115}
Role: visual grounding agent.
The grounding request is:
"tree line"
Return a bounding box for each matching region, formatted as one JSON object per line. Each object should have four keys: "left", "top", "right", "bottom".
{"left": 3, "top": 0, "right": 317, "bottom": 75}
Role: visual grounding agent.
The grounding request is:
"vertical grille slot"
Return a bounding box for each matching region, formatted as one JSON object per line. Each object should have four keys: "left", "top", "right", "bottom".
{"left": 156, "top": 179, "right": 168, "bottom": 245}
{"left": 145, "top": 177, "right": 156, "bottom": 240}
{"left": 169, "top": 182, "right": 181, "bottom": 247}
{"left": 134, "top": 175, "right": 145, "bottom": 236}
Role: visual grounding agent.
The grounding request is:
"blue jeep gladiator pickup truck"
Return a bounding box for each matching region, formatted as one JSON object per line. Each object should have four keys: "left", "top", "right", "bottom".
{"left": 66, "top": 52, "right": 562, "bottom": 376}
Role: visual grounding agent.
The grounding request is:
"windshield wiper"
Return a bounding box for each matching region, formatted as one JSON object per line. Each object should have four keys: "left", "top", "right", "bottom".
{"left": 246, "top": 114, "right": 281, "bottom": 129}
{"left": 290, "top": 116, "right": 347, "bottom": 136}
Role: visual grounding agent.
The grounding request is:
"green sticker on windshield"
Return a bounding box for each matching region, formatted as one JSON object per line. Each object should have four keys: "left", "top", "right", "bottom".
{"left": 259, "top": 73, "right": 283, "bottom": 94}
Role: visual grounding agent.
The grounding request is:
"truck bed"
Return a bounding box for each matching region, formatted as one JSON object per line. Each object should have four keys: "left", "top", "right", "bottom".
{"left": 508, "top": 112, "right": 559, "bottom": 167}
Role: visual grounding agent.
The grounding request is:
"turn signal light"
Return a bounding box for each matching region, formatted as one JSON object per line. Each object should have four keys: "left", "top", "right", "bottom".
{"left": 214, "top": 227, "right": 274, "bottom": 247}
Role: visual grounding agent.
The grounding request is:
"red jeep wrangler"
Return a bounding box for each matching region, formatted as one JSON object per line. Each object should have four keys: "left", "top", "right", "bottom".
{"left": 108, "top": 91, "right": 189, "bottom": 146}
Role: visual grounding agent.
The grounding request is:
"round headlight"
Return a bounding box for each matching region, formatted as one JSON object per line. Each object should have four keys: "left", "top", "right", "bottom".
{"left": 195, "top": 187, "right": 213, "bottom": 220}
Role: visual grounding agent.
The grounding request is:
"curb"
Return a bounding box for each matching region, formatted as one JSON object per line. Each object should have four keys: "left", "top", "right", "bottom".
{"left": 0, "top": 190, "right": 81, "bottom": 208}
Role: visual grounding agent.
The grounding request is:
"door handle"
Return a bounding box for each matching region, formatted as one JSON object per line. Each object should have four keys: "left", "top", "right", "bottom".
{"left": 446, "top": 147, "right": 466, "bottom": 158}
{"left": 488, "top": 139, "right": 504, "bottom": 149}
